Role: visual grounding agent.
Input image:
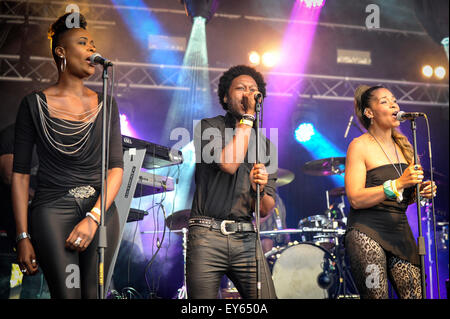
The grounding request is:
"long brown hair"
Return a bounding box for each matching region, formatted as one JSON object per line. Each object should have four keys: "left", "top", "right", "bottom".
{"left": 354, "top": 85, "right": 414, "bottom": 164}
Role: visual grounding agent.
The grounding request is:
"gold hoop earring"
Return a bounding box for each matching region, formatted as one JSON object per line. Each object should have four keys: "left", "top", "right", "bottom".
{"left": 59, "top": 56, "right": 66, "bottom": 73}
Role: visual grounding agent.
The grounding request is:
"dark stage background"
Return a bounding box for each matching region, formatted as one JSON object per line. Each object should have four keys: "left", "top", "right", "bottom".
{"left": 0, "top": 0, "right": 448, "bottom": 299}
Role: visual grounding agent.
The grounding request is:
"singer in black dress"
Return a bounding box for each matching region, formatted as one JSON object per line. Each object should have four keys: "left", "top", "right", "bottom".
{"left": 11, "top": 13, "right": 123, "bottom": 299}
{"left": 344, "top": 85, "right": 436, "bottom": 299}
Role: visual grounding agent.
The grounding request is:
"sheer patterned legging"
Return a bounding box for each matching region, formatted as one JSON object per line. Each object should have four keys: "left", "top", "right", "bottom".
{"left": 345, "top": 229, "right": 422, "bottom": 299}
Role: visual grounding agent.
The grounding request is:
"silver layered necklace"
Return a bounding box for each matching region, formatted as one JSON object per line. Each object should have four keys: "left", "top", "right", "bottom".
{"left": 369, "top": 132, "right": 403, "bottom": 177}
{"left": 36, "top": 94, "right": 103, "bottom": 155}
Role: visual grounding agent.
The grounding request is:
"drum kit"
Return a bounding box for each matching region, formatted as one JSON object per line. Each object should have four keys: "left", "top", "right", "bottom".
{"left": 160, "top": 157, "right": 361, "bottom": 299}
{"left": 260, "top": 157, "right": 358, "bottom": 299}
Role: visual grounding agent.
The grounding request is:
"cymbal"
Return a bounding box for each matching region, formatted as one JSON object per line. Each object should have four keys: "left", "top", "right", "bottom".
{"left": 302, "top": 157, "right": 346, "bottom": 176}
{"left": 165, "top": 209, "right": 190, "bottom": 231}
{"left": 276, "top": 168, "right": 295, "bottom": 187}
{"left": 328, "top": 187, "right": 346, "bottom": 197}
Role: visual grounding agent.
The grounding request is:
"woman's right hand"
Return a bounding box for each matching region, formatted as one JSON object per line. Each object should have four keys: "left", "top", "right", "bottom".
{"left": 17, "top": 238, "right": 39, "bottom": 275}
{"left": 396, "top": 164, "right": 424, "bottom": 190}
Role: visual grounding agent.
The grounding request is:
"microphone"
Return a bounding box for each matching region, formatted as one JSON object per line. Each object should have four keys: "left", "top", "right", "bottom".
{"left": 396, "top": 111, "right": 425, "bottom": 122}
{"left": 344, "top": 115, "right": 353, "bottom": 138}
{"left": 89, "top": 53, "right": 113, "bottom": 67}
{"left": 254, "top": 92, "right": 263, "bottom": 103}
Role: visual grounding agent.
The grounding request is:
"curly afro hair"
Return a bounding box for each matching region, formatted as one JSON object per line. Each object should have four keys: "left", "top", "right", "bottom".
{"left": 218, "top": 65, "right": 267, "bottom": 110}
{"left": 48, "top": 12, "right": 87, "bottom": 63}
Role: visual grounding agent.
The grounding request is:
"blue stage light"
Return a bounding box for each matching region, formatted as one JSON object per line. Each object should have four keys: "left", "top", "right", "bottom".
{"left": 295, "top": 123, "right": 315, "bottom": 143}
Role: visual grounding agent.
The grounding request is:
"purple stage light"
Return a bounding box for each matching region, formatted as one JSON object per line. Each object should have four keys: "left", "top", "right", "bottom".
{"left": 263, "top": 0, "right": 323, "bottom": 156}
{"left": 298, "top": 0, "right": 325, "bottom": 9}
{"left": 120, "top": 113, "right": 138, "bottom": 138}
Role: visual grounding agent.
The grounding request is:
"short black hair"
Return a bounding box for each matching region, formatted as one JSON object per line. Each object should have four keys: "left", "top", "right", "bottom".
{"left": 48, "top": 12, "right": 87, "bottom": 63}
{"left": 217, "top": 65, "right": 267, "bottom": 110}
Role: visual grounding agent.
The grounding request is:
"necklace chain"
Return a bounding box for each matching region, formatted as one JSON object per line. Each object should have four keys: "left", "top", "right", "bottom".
{"left": 369, "top": 132, "right": 403, "bottom": 178}
{"left": 36, "top": 94, "right": 103, "bottom": 155}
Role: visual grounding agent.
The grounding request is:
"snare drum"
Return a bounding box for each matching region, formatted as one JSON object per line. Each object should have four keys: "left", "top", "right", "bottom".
{"left": 268, "top": 242, "right": 340, "bottom": 299}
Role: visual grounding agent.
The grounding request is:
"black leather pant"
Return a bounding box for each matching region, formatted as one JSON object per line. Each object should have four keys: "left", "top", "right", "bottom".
{"left": 30, "top": 193, "right": 119, "bottom": 299}
{"left": 186, "top": 225, "right": 276, "bottom": 299}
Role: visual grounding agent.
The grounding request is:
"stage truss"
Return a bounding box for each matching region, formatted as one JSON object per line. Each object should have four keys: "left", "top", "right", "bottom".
{"left": 0, "top": 54, "right": 448, "bottom": 107}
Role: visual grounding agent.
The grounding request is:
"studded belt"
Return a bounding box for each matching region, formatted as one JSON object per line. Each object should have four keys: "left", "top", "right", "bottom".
{"left": 188, "top": 217, "right": 255, "bottom": 235}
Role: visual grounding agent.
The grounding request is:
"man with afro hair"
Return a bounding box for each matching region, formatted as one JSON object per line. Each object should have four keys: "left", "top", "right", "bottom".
{"left": 187, "top": 65, "right": 278, "bottom": 299}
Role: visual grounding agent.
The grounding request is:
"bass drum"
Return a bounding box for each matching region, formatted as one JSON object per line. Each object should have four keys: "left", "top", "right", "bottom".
{"left": 269, "top": 242, "right": 340, "bottom": 299}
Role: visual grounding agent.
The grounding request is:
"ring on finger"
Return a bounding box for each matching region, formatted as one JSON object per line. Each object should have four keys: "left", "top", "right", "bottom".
{"left": 74, "top": 237, "right": 82, "bottom": 246}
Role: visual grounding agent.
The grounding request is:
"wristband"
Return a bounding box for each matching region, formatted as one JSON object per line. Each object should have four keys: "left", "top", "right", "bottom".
{"left": 16, "top": 232, "right": 31, "bottom": 243}
{"left": 86, "top": 212, "right": 100, "bottom": 225}
{"left": 383, "top": 180, "right": 396, "bottom": 200}
{"left": 250, "top": 186, "right": 265, "bottom": 199}
{"left": 391, "top": 180, "right": 404, "bottom": 203}
{"left": 91, "top": 207, "right": 101, "bottom": 218}
{"left": 239, "top": 118, "right": 254, "bottom": 127}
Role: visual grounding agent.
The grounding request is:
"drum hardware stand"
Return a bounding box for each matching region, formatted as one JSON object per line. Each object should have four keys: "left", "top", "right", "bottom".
{"left": 333, "top": 236, "right": 359, "bottom": 299}
{"left": 175, "top": 227, "right": 188, "bottom": 299}
{"left": 337, "top": 195, "right": 347, "bottom": 225}
{"left": 423, "top": 199, "right": 434, "bottom": 299}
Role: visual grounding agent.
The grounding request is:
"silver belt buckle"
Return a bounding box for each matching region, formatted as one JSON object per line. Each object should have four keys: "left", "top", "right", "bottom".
{"left": 68, "top": 185, "right": 96, "bottom": 199}
{"left": 220, "top": 220, "right": 236, "bottom": 235}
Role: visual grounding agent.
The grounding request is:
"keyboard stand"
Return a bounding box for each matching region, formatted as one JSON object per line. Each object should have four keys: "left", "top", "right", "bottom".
{"left": 104, "top": 147, "right": 146, "bottom": 297}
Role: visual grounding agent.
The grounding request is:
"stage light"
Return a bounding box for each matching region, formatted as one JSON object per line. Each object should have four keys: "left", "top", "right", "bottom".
{"left": 262, "top": 51, "right": 280, "bottom": 68}
{"left": 298, "top": 0, "right": 325, "bottom": 9}
{"left": 422, "top": 65, "right": 433, "bottom": 78}
{"left": 434, "top": 66, "right": 446, "bottom": 79}
{"left": 181, "top": 0, "right": 220, "bottom": 24}
{"left": 249, "top": 51, "right": 261, "bottom": 65}
{"left": 295, "top": 123, "right": 315, "bottom": 143}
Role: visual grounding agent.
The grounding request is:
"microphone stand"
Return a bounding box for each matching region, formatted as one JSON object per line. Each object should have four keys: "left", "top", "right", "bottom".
{"left": 410, "top": 118, "right": 427, "bottom": 299}
{"left": 254, "top": 97, "right": 262, "bottom": 299}
{"left": 98, "top": 63, "right": 112, "bottom": 299}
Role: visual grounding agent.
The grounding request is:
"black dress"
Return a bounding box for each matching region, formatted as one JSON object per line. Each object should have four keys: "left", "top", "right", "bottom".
{"left": 345, "top": 164, "right": 420, "bottom": 266}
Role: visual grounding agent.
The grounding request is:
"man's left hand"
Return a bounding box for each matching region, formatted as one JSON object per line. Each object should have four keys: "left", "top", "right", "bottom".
{"left": 250, "top": 163, "right": 268, "bottom": 192}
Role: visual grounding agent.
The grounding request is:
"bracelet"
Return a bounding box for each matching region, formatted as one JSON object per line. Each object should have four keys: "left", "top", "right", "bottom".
{"left": 239, "top": 118, "right": 254, "bottom": 127}
{"left": 391, "top": 180, "right": 404, "bottom": 203}
{"left": 16, "top": 232, "right": 31, "bottom": 243}
{"left": 383, "top": 180, "right": 396, "bottom": 199}
{"left": 242, "top": 114, "right": 256, "bottom": 121}
{"left": 250, "top": 186, "right": 265, "bottom": 199}
{"left": 86, "top": 212, "right": 100, "bottom": 225}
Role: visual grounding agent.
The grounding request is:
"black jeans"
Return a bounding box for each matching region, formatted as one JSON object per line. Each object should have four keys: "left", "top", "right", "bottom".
{"left": 186, "top": 225, "right": 276, "bottom": 299}
{"left": 30, "top": 193, "right": 119, "bottom": 299}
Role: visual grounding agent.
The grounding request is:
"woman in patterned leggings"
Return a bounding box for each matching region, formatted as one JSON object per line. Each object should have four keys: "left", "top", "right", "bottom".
{"left": 344, "top": 85, "right": 437, "bottom": 299}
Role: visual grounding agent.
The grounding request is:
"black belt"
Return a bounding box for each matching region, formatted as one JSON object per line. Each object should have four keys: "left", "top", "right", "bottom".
{"left": 189, "top": 217, "right": 255, "bottom": 235}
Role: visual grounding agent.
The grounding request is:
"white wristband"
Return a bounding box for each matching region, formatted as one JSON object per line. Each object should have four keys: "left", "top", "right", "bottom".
{"left": 86, "top": 212, "right": 100, "bottom": 225}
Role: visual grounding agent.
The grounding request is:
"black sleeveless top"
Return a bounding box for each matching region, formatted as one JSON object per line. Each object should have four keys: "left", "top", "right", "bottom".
{"left": 346, "top": 164, "right": 419, "bottom": 266}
